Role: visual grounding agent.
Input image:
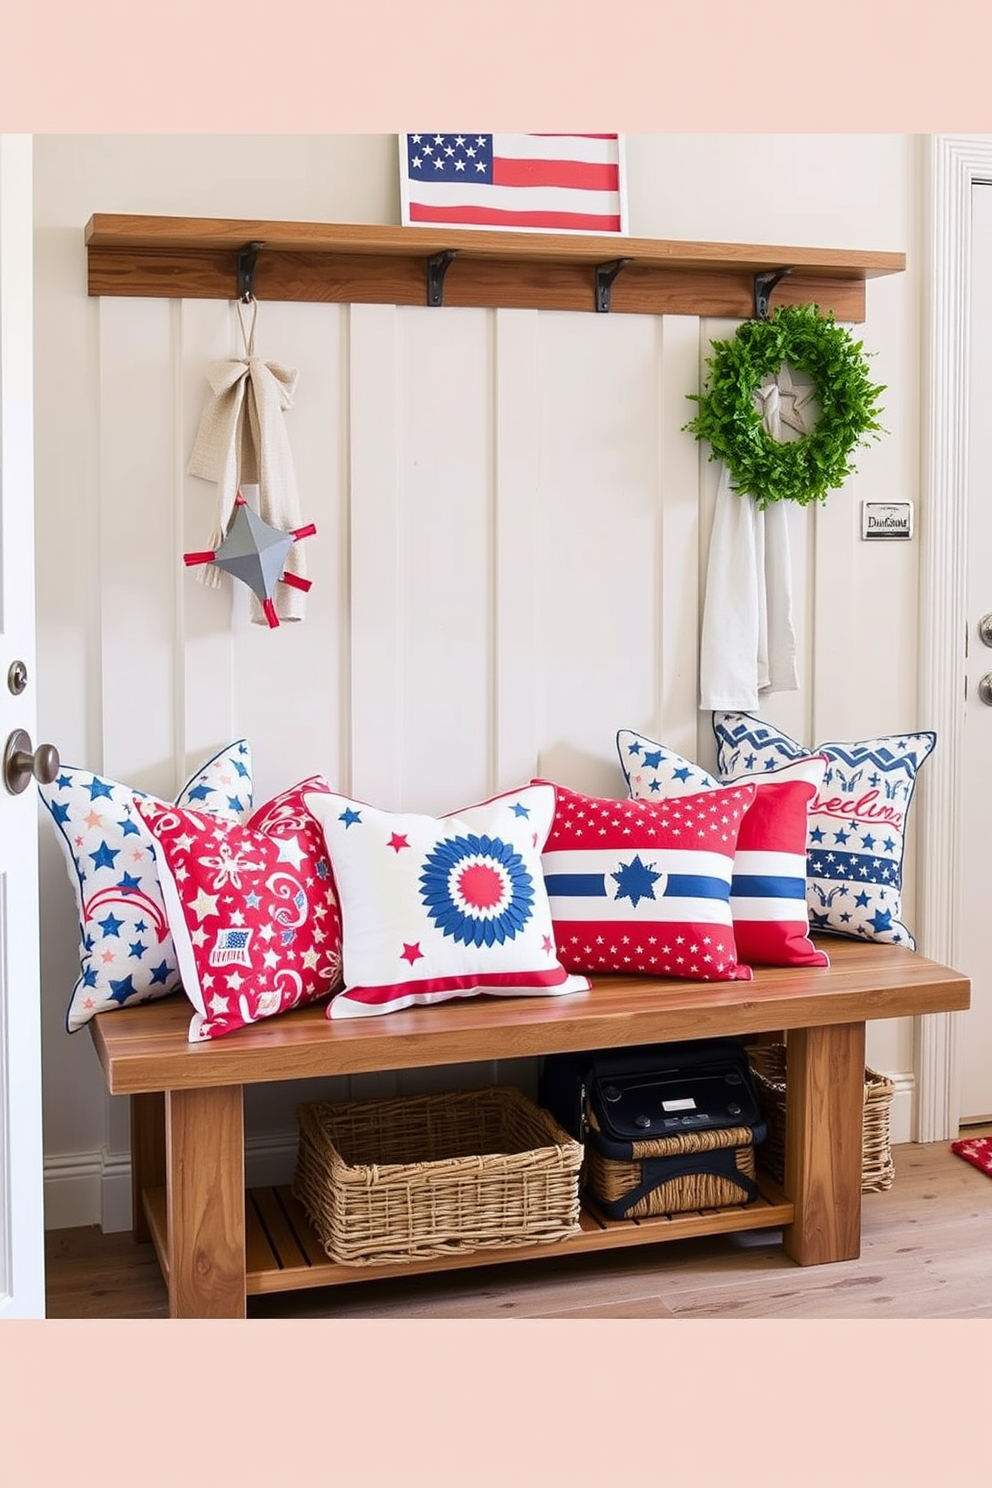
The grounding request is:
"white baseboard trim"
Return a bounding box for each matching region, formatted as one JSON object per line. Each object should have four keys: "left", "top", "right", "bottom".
{"left": 888, "top": 1072, "right": 914, "bottom": 1148}
{"left": 44, "top": 1130, "right": 301, "bottom": 1235}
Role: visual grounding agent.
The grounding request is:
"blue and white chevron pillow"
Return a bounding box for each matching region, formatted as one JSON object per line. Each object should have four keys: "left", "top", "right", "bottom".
{"left": 712, "top": 713, "right": 935, "bottom": 947}
{"left": 40, "top": 740, "right": 253, "bottom": 1031}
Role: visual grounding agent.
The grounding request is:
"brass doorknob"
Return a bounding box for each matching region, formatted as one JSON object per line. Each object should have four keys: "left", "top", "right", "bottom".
{"left": 3, "top": 729, "right": 60, "bottom": 795}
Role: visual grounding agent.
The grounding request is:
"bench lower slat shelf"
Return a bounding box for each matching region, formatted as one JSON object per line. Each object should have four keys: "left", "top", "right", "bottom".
{"left": 144, "top": 1182, "right": 795, "bottom": 1298}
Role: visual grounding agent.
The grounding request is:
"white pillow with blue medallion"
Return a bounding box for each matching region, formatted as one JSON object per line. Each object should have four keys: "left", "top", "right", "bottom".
{"left": 305, "top": 783, "right": 589, "bottom": 1018}
{"left": 40, "top": 740, "right": 253, "bottom": 1030}
{"left": 712, "top": 712, "right": 935, "bottom": 947}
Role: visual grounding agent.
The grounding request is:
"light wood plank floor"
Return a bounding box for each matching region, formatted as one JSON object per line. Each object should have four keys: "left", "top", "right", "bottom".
{"left": 44, "top": 1128, "right": 992, "bottom": 1319}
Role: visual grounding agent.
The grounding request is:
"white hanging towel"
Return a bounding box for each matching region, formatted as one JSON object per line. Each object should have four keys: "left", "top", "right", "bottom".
{"left": 187, "top": 301, "right": 308, "bottom": 625}
{"left": 698, "top": 374, "right": 800, "bottom": 711}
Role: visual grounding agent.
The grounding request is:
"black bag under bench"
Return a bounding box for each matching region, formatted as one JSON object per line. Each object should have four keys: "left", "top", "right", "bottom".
{"left": 539, "top": 1038, "right": 767, "bottom": 1221}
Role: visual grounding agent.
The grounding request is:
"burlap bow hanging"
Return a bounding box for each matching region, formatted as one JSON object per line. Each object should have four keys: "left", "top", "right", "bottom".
{"left": 185, "top": 298, "right": 315, "bottom": 627}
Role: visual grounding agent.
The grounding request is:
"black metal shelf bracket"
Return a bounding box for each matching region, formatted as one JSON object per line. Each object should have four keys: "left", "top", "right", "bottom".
{"left": 753, "top": 267, "right": 793, "bottom": 320}
{"left": 236, "top": 240, "right": 264, "bottom": 302}
{"left": 426, "top": 250, "right": 458, "bottom": 306}
{"left": 595, "top": 257, "right": 632, "bottom": 313}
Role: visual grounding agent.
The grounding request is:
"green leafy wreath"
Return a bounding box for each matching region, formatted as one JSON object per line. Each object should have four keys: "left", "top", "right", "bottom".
{"left": 683, "top": 302, "right": 886, "bottom": 509}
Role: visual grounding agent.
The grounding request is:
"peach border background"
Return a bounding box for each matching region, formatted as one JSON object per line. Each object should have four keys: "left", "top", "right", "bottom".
{"left": 1, "top": 0, "right": 990, "bottom": 1482}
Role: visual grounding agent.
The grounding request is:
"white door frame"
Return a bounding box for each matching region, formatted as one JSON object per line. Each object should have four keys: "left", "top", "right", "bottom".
{"left": 0, "top": 132, "right": 45, "bottom": 1316}
{"left": 916, "top": 134, "right": 992, "bottom": 1141}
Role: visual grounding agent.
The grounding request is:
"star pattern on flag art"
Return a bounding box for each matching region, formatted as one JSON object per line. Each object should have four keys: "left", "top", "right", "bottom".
{"left": 135, "top": 776, "right": 342, "bottom": 1041}
{"left": 713, "top": 713, "right": 936, "bottom": 947}
{"left": 39, "top": 740, "right": 253, "bottom": 1031}
{"left": 303, "top": 783, "right": 589, "bottom": 1019}
{"left": 537, "top": 779, "right": 756, "bottom": 982}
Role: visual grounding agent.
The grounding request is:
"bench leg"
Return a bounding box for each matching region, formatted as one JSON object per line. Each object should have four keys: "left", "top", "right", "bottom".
{"left": 165, "top": 1084, "right": 246, "bottom": 1318}
{"left": 130, "top": 1092, "right": 165, "bottom": 1243}
{"left": 782, "top": 1022, "right": 865, "bottom": 1266}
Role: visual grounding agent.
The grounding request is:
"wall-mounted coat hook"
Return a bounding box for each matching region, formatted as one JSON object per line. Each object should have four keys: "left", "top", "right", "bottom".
{"left": 237, "top": 240, "right": 264, "bottom": 302}
{"left": 595, "top": 257, "right": 632, "bottom": 313}
{"left": 752, "top": 267, "right": 793, "bottom": 320}
{"left": 426, "top": 250, "right": 458, "bottom": 306}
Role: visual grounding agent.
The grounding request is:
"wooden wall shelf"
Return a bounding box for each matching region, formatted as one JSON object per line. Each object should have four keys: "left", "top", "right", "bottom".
{"left": 85, "top": 214, "right": 906, "bottom": 322}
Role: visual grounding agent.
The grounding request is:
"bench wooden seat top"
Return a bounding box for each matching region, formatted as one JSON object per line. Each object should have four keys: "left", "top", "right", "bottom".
{"left": 88, "top": 937, "right": 970, "bottom": 1318}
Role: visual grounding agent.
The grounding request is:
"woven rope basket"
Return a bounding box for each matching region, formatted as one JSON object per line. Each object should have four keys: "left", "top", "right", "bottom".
{"left": 747, "top": 1043, "right": 895, "bottom": 1193}
{"left": 584, "top": 1110, "right": 760, "bottom": 1218}
{"left": 292, "top": 1085, "right": 583, "bottom": 1267}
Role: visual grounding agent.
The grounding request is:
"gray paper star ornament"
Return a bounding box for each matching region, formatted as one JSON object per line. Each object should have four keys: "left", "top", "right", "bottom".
{"left": 184, "top": 493, "right": 316, "bottom": 627}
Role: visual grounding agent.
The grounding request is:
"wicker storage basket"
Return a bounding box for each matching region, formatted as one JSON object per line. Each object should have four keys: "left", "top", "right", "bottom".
{"left": 584, "top": 1109, "right": 761, "bottom": 1219}
{"left": 747, "top": 1043, "right": 895, "bottom": 1193}
{"left": 292, "top": 1084, "right": 583, "bottom": 1267}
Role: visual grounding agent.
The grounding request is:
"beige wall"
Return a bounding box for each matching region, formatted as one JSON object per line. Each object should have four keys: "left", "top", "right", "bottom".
{"left": 32, "top": 134, "right": 926, "bottom": 1227}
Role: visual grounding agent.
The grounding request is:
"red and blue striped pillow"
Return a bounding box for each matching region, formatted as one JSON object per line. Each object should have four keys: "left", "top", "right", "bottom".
{"left": 536, "top": 778, "right": 757, "bottom": 982}
{"left": 616, "top": 729, "right": 829, "bottom": 969}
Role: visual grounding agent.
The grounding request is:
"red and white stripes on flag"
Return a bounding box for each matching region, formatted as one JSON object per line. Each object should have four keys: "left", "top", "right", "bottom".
{"left": 399, "top": 133, "right": 627, "bottom": 234}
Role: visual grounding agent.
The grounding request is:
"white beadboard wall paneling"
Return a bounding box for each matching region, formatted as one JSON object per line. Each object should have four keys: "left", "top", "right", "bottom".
{"left": 534, "top": 311, "right": 665, "bottom": 798}
{"left": 229, "top": 300, "right": 347, "bottom": 807}
{"left": 656, "top": 314, "right": 704, "bottom": 773}
{"left": 693, "top": 317, "right": 732, "bottom": 772}
{"left": 179, "top": 298, "right": 237, "bottom": 776}
{"left": 396, "top": 306, "right": 494, "bottom": 817}
{"left": 810, "top": 481, "right": 860, "bottom": 749}
{"left": 493, "top": 308, "right": 541, "bottom": 796}
{"left": 349, "top": 303, "right": 403, "bottom": 811}
{"left": 97, "top": 296, "right": 179, "bottom": 794}
{"left": 97, "top": 296, "right": 181, "bottom": 1162}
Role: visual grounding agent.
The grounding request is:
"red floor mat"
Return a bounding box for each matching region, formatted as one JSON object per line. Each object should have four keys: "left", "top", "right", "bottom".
{"left": 950, "top": 1136, "right": 992, "bottom": 1177}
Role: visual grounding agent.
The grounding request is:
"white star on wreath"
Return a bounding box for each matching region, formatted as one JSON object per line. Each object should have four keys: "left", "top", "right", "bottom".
{"left": 754, "top": 363, "right": 819, "bottom": 441}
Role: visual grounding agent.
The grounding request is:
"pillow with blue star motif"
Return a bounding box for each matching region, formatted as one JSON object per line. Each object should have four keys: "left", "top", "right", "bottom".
{"left": 136, "top": 777, "right": 342, "bottom": 1041}
{"left": 617, "top": 728, "right": 829, "bottom": 967}
{"left": 39, "top": 740, "right": 253, "bottom": 1031}
{"left": 537, "top": 778, "right": 756, "bottom": 981}
{"left": 712, "top": 712, "right": 936, "bottom": 947}
{"left": 304, "top": 784, "right": 589, "bottom": 1019}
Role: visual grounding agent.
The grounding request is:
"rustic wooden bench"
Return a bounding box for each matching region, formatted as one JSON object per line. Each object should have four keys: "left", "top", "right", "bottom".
{"left": 88, "top": 937, "right": 970, "bottom": 1318}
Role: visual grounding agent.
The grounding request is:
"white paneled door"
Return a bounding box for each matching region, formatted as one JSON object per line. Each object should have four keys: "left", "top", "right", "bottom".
{"left": 0, "top": 134, "right": 46, "bottom": 1317}
{"left": 961, "top": 181, "right": 992, "bottom": 1123}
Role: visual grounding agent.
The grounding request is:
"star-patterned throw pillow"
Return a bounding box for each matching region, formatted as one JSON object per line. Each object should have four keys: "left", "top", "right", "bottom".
{"left": 39, "top": 741, "right": 253, "bottom": 1031}
{"left": 135, "top": 777, "right": 343, "bottom": 1041}
{"left": 712, "top": 712, "right": 937, "bottom": 947}
{"left": 304, "top": 784, "right": 589, "bottom": 1019}
{"left": 617, "top": 728, "right": 829, "bottom": 968}
{"left": 536, "top": 778, "right": 756, "bottom": 982}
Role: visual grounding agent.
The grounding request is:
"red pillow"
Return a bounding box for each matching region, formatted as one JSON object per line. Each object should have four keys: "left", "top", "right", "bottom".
{"left": 537, "top": 780, "right": 756, "bottom": 982}
{"left": 137, "top": 776, "right": 343, "bottom": 1040}
{"left": 617, "top": 729, "right": 829, "bottom": 969}
{"left": 728, "top": 770, "right": 830, "bottom": 967}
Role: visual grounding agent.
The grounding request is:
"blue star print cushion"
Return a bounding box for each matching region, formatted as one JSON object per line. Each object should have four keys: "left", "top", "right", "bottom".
{"left": 712, "top": 712, "right": 935, "bottom": 947}
{"left": 40, "top": 740, "right": 253, "bottom": 1030}
{"left": 305, "top": 783, "right": 589, "bottom": 1018}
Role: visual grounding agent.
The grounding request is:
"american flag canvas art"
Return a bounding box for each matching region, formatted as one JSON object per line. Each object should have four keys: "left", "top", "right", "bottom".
{"left": 399, "top": 133, "right": 628, "bottom": 234}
